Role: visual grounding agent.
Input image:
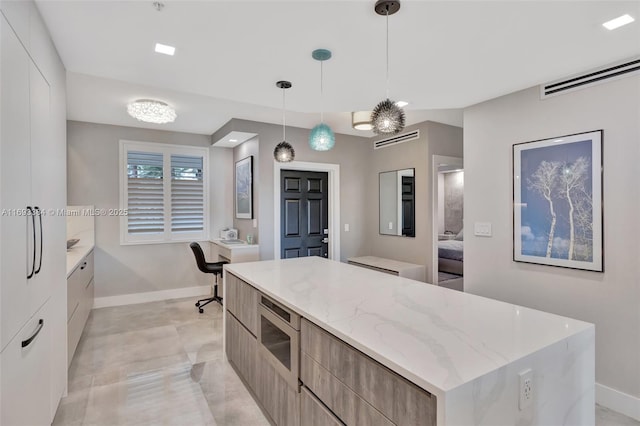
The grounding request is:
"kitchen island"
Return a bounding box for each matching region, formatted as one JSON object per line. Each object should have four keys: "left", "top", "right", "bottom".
{"left": 224, "top": 257, "right": 594, "bottom": 426}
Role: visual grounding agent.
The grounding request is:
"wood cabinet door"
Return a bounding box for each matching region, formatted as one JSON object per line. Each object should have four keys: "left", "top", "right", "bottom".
{"left": 0, "top": 16, "right": 32, "bottom": 350}
{"left": 255, "top": 349, "right": 300, "bottom": 426}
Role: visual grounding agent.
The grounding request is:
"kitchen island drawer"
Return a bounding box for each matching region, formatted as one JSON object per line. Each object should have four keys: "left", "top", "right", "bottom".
{"left": 301, "top": 318, "right": 436, "bottom": 425}
{"left": 301, "top": 386, "right": 343, "bottom": 426}
{"left": 301, "top": 353, "right": 393, "bottom": 426}
{"left": 225, "top": 312, "right": 257, "bottom": 391}
{"left": 225, "top": 273, "right": 257, "bottom": 335}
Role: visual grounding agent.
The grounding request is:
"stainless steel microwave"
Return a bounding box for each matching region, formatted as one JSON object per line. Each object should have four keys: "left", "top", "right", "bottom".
{"left": 257, "top": 295, "right": 300, "bottom": 391}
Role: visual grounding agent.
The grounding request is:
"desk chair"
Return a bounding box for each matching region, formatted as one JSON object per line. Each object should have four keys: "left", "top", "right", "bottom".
{"left": 190, "top": 242, "right": 228, "bottom": 313}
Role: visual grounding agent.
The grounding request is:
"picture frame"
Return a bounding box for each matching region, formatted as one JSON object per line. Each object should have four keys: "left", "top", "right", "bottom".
{"left": 513, "top": 130, "right": 603, "bottom": 272}
{"left": 235, "top": 156, "right": 253, "bottom": 219}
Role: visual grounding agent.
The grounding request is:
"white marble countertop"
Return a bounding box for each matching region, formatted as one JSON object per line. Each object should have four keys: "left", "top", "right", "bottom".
{"left": 66, "top": 230, "right": 95, "bottom": 277}
{"left": 210, "top": 239, "right": 259, "bottom": 250}
{"left": 225, "top": 257, "right": 593, "bottom": 397}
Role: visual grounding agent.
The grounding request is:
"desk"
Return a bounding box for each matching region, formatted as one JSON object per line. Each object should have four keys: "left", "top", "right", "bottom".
{"left": 210, "top": 239, "right": 259, "bottom": 263}
{"left": 347, "top": 255, "right": 426, "bottom": 282}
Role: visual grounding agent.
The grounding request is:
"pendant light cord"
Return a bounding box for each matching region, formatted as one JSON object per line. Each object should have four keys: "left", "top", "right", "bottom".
{"left": 282, "top": 87, "right": 286, "bottom": 141}
{"left": 320, "top": 60, "right": 324, "bottom": 123}
{"left": 386, "top": 8, "right": 390, "bottom": 100}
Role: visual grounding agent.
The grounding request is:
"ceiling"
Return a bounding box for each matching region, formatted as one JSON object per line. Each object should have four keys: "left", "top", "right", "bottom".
{"left": 37, "top": 1, "right": 640, "bottom": 136}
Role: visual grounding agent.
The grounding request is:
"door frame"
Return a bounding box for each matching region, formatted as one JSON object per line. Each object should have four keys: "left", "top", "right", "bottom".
{"left": 274, "top": 161, "right": 340, "bottom": 261}
{"left": 431, "top": 155, "right": 463, "bottom": 284}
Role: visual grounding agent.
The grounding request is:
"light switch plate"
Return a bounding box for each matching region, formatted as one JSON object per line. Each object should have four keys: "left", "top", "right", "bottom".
{"left": 474, "top": 222, "right": 492, "bottom": 237}
{"left": 252, "top": 219, "right": 257, "bottom": 228}
{"left": 344, "top": 224, "right": 350, "bottom": 232}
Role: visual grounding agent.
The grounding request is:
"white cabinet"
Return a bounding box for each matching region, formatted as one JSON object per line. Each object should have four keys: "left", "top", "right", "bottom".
{"left": 0, "top": 11, "right": 32, "bottom": 352}
{"left": 347, "top": 256, "right": 426, "bottom": 282}
{"left": 29, "top": 61, "right": 53, "bottom": 317}
{"left": 0, "top": 0, "right": 30, "bottom": 47}
{"left": 1, "top": 299, "right": 52, "bottom": 426}
{"left": 0, "top": 13, "right": 55, "bottom": 350}
{"left": 67, "top": 251, "right": 94, "bottom": 366}
{"left": 0, "top": 3, "right": 67, "bottom": 424}
{"left": 210, "top": 240, "right": 259, "bottom": 263}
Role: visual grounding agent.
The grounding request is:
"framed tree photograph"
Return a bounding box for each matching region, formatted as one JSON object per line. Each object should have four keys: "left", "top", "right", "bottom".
{"left": 235, "top": 156, "right": 253, "bottom": 219}
{"left": 513, "top": 130, "right": 603, "bottom": 271}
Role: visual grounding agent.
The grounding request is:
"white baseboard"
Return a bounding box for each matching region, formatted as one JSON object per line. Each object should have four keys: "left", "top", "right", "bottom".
{"left": 93, "top": 285, "right": 211, "bottom": 309}
{"left": 597, "top": 382, "right": 640, "bottom": 421}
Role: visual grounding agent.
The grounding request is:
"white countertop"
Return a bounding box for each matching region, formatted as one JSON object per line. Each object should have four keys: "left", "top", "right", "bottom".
{"left": 348, "top": 255, "right": 423, "bottom": 269}
{"left": 66, "top": 230, "right": 95, "bottom": 277}
{"left": 210, "top": 239, "right": 258, "bottom": 250}
{"left": 225, "top": 257, "right": 593, "bottom": 397}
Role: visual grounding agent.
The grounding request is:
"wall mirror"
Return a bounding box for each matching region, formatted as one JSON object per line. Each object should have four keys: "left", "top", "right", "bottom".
{"left": 379, "top": 168, "right": 415, "bottom": 237}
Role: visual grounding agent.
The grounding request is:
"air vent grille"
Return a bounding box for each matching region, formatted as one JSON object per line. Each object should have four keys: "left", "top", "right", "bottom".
{"left": 541, "top": 57, "right": 640, "bottom": 99}
{"left": 374, "top": 130, "right": 420, "bottom": 149}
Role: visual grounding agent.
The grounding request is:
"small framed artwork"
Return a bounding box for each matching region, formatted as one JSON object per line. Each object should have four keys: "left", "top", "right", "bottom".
{"left": 235, "top": 156, "right": 253, "bottom": 219}
{"left": 513, "top": 130, "right": 603, "bottom": 272}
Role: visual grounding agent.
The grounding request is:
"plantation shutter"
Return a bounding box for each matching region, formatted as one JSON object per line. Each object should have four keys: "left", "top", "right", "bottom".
{"left": 171, "top": 154, "right": 204, "bottom": 233}
{"left": 127, "top": 151, "right": 164, "bottom": 234}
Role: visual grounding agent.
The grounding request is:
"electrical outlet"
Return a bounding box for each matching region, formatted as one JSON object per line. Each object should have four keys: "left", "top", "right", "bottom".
{"left": 519, "top": 369, "right": 533, "bottom": 410}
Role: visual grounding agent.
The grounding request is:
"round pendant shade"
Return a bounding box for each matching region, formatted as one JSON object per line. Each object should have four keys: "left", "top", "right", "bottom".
{"left": 274, "top": 141, "right": 295, "bottom": 162}
{"left": 371, "top": 99, "right": 405, "bottom": 135}
{"left": 309, "top": 123, "right": 335, "bottom": 151}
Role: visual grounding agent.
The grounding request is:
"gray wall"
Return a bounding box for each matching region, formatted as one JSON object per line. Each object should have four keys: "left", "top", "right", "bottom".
{"left": 67, "top": 121, "right": 232, "bottom": 298}
{"left": 464, "top": 77, "right": 640, "bottom": 399}
{"left": 213, "top": 119, "right": 371, "bottom": 262}
{"left": 365, "top": 121, "right": 463, "bottom": 277}
{"left": 444, "top": 171, "right": 464, "bottom": 234}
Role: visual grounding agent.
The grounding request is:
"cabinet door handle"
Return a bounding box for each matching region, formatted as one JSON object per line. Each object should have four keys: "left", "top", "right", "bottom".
{"left": 80, "top": 261, "right": 87, "bottom": 270}
{"left": 26, "top": 207, "right": 36, "bottom": 279}
{"left": 34, "top": 207, "right": 43, "bottom": 275}
{"left": 21, "top": 319, "right": 44, "bottom": 348}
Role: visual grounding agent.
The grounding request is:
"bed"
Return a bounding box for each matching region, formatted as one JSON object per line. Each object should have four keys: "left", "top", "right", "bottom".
{"left": 438, "top": 236, "right": 463, "bottom": 276}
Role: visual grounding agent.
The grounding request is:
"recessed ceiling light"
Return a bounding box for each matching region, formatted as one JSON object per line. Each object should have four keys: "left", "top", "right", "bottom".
{"left": 395, "top": 101, "right": 409, "bottom": 108}
{"left": 155, "top": 43, "right": 175, "bottom": 56}
{"left": 603, "top": 14, "right": 634, "bottom": 30}
{"left": 229, "top": 139, "right": 238, "bottom": 142}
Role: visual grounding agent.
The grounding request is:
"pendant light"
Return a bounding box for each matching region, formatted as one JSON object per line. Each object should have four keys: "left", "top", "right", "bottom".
{"left": 273, "top": 81, "right": 295, "bottom": 163}
{"left": 371, "top": 0, "right": 405, "bottom": 135}
{"left": 309, "top": 49, "right": 335, "bottom": 151}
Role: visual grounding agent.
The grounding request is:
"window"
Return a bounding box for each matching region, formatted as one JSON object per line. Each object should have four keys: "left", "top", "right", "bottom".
{"left": 120, "top": 140, "right": 209, "bottom": 244}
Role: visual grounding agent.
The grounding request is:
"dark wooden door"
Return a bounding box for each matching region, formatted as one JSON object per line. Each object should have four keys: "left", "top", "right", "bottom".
{"left": 281, "top": 170, "right": 329, "bottom": 259}
{"left": 401, "top": 175, "right": 415, "bottom": 237}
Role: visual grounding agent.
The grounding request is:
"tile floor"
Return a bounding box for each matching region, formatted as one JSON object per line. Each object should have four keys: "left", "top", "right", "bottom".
{"left": 54, "top": 298, "right": 639, "bottom": 426}
{"left": 53, "top": 298, "right": 269, "bottom": 426}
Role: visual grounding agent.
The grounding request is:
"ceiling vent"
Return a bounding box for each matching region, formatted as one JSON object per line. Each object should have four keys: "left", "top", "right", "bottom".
{"left": 373, "top": 129, "right": 419, "bottom": 149}
{"left": 541, "top": 56, "right": 640, "bottom": 99}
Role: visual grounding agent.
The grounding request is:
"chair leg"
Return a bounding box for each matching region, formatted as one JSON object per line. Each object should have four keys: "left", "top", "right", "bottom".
{"left": 195, "top": 273, "right": 223, "bottom": 313}
{"left": 212, "top": 273, "right": 223, "bottom": 306}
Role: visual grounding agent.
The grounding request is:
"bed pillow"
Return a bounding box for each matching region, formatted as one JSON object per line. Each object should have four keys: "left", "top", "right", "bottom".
{"left": 454, "top": 228, "right": 463, "bottom": 241}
